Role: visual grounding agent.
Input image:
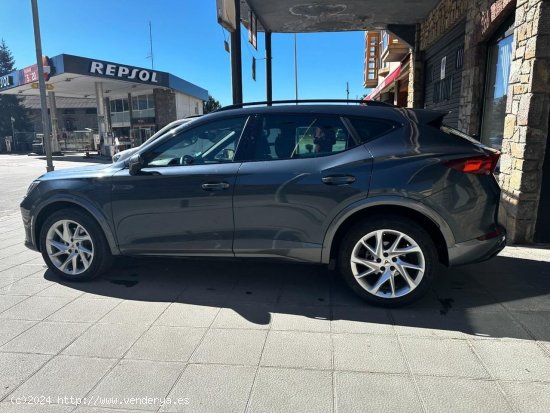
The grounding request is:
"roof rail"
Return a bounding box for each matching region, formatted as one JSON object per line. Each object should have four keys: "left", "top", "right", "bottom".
{"left": 216, "top": 99, "right": 394, "bottom": 112}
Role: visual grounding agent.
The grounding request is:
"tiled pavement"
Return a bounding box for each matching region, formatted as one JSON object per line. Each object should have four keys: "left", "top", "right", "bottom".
{"left": 0, "top": 153, "right": 549, "bottom": 413}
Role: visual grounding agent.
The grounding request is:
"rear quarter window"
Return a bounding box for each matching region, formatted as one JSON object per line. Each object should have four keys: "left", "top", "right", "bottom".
{"left": 348, "top": 117, "right": 399, "bottom": 143}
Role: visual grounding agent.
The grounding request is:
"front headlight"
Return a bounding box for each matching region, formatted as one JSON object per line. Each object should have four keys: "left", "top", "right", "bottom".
{"left": 26, "top": 180, "right": 41, "bottom": 196}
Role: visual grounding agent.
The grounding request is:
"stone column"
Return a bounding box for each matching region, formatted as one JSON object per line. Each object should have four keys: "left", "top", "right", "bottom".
{"left": 499, "top": 0, "right": 550, "bottom": 242}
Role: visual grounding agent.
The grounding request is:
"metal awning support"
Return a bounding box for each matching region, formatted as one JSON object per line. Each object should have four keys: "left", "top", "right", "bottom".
{"left": 265, "top": 31, "right": 272, "bottom": 104}
{"left": 230, "top": 0, "right": 243, "bottom": 104}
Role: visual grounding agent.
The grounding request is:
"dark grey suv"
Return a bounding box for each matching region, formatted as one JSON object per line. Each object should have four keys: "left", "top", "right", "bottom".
{"left": 21, "top": 101, "right": 506, "bottom": 306}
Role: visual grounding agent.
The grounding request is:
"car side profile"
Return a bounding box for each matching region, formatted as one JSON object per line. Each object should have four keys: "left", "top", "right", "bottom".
{"left": 21, "top": 100, "right": 506, "bottom": 306}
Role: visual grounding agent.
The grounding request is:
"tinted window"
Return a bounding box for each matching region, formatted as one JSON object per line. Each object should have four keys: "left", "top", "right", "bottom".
{"left": 145, "top": 116, "right": 248, "bottom": 167}
{"left": 348, "top": 117, "right": 398, "bottom": 143}
{"left": 243, "top": 114, "right": 353, "bottom": 161}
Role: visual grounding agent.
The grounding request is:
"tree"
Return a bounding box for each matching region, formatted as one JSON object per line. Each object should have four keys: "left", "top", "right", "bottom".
{"left": 203, "top": 95, "right": 222, "bottom": 114}
{"left": 0, "top": 39, "right": 30, "bottom": 150}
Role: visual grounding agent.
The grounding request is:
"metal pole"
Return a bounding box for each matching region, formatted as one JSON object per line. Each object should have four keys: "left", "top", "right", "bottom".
{"left": 230, "top": 0, "right": 242, "bottom": 104}
{"left": 294, "top": 33, "right": 298, "bottom": 101}
{"left": 149, "top": 21, "right": 154, "bottom": 69}
{"left": 11, "top": 117, "right": 16, "bottom": 151}
{"left": 31, "top": 0, "right": 53, "bottom": 171}
{"left": 265, "top": 31, "right": 272, "bottom": 105}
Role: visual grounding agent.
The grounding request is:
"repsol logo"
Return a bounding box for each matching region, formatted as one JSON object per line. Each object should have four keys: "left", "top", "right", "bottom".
{"left": 0, "top": 75, "right": 13, "bottom": 89}
{"left": 89, "top": 61, "right": 158, "bottom": 83}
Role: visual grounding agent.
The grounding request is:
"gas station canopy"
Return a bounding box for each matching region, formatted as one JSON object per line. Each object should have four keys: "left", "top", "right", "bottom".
{"left": 0, "top": 54, "right": 208, "bottom": 101}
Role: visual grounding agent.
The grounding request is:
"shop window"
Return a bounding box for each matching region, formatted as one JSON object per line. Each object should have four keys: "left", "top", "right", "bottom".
{"left": 85, "top": 108, "right": 97, "bottom": 115}
{"left": 63, "top": 109, "right": 75, "bottom": 115}
{"left": 480, "top": 17, "right": 514, "bottom": 150}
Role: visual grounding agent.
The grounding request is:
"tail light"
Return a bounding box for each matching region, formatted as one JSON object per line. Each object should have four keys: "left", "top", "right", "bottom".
{"left": 444, "top": 153, "right": 500, "bottom": 175}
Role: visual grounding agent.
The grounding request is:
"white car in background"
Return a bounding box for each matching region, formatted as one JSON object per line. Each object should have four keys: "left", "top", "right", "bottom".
{"left": 112, "top": 117, "right": 199, "bottom": 163}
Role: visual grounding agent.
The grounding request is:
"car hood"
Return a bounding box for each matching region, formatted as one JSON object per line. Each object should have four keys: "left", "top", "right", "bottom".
{"left": 37, "top": 163, "right": 123, "bottom": 181}
{"left": 116, "top": 147, "right": 138, "bottom": 162}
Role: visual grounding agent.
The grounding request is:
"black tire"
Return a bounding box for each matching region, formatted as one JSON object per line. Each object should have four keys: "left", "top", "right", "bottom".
{"left": 338, "top": 215, "right": 438, "bottom": 307}
{"left": 39, "top": 208, "right": 113, "bottom": 281}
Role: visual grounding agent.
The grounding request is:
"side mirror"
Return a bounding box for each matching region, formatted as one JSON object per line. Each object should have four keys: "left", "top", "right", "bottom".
{"left": 128, "top": 153, "right": 145, "bottom": 176}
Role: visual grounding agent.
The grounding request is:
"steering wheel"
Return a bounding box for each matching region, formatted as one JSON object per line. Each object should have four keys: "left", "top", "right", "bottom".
{"left": 179, "top": 155, "right": 195, "bottom": 165}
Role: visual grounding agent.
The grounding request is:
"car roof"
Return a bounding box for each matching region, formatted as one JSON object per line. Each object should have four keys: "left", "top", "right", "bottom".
{"left": 197, "top": 104, "right": 407, "bottom": 124}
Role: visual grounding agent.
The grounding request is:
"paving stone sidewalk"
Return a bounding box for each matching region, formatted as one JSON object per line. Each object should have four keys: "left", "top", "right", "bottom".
{"left": 0, "top": 154, "right": 549, "bottom": 413}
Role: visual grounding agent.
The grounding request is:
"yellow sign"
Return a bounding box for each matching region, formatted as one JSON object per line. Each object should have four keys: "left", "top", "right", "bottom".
{"left": 31, "top": 83, "right": 54, "bottom": 91}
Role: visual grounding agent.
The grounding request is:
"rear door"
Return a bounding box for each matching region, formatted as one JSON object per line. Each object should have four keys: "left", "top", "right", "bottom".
{"left": 232, "top": 113, "right": 373, "bottom": 262}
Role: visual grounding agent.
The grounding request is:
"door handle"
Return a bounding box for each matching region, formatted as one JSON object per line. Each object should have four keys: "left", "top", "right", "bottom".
{"left": 322, "top": 175, "right": 356, "bottom": 185}
{"left": 201, "top": 182, "right": 230, "bottom": 191}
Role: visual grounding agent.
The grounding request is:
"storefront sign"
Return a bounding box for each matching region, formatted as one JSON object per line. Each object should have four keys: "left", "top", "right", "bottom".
{"left": 89, "top": 61, "right": 159, "bottom": 83}
{"left": 0, "top": 75, "right": 13, "bottom": 89}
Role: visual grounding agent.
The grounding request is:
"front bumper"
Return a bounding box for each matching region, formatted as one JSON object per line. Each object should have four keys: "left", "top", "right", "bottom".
{"left": 448, "top": 226, "right": 506, "bottom": 266}
{"left": 21, "top": 206, "right": 38, "bottom": 252}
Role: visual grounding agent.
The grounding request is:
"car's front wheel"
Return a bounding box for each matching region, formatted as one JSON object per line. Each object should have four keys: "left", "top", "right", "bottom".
{"left": 338, "top": 216, "right": 438, "bottom": 307}
{"left": 40, "top": 208, "right": 112, "bottom": 280}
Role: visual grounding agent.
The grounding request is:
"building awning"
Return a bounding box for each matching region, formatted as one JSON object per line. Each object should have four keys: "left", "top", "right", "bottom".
{"left": 240, "top": 0, "right": 439, "bottom": 33}
{"left": 365, "top": 64, "right": 401, "bottom": 101}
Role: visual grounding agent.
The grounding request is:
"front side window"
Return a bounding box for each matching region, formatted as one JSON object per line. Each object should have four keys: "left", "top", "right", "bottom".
{"left": 145, "top": 116, "right": 248, "bottom": 167}
{"left": 243, "top": 114, "right": 353, "bottom": 161}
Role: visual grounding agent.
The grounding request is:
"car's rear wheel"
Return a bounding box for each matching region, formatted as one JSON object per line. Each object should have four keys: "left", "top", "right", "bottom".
{"left": 40, "top": 208, "right": 112, "bottom": 280}
{"left": 338, "top": 216, "right": 438, "bottom": 307}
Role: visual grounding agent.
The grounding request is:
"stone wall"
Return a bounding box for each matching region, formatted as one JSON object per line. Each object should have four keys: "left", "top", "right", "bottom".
{"left": 419, "top": 0, "right": 468, "bottom": 50}
{"left": 498, "top": 0, "right": 550, "bottom": 242}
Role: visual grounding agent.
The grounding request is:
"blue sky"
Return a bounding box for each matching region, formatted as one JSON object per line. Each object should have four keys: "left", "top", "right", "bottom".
{"left": 0, "top": 0, "right": 367, "bottom": 106}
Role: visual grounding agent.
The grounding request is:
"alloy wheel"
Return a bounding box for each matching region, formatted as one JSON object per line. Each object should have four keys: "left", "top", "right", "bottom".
{"left": 45, "top": 219, "right": 94, "bottom": 275}
{"left": 350, "top": 229, "right": 425, "bottom": 298}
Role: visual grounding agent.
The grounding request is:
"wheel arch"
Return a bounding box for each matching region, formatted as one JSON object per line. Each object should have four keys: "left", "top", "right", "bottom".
{"left": 33, "top": 197, "right": 120, "bottom": 255}
{"left": 322, "top": 197, "right": 454, "bottom": 266}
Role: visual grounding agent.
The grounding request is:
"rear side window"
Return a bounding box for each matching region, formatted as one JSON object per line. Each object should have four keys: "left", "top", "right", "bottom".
{"left": 242, "top": 114, "right": 354, "bottom": 161}
{"left": 348, "top": 117, "right": 399, "bottom": 143}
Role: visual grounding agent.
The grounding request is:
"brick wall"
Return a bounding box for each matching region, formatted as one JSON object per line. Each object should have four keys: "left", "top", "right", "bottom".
{"left": 153, "top": 88, "right": 177, "bottom": 129}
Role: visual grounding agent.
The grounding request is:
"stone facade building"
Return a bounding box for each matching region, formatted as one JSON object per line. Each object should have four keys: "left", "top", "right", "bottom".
{"left": 365, "top": 0, "right": 550, "bottom": 243}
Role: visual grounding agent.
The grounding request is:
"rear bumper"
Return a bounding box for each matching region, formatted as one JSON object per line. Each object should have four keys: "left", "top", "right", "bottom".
{"left": 448, "top": 226, "right": 506, "bottom": 266}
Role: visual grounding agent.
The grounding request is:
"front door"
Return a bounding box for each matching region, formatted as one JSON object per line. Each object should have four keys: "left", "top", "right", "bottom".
{"left": 111, "top": 115, "right": 250, "bottom": 255}
{"left": 232, "top": 113, "right": 373, "bottom": 262}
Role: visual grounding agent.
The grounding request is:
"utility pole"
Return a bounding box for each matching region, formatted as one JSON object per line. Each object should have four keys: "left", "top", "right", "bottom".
{"left": 31, "top": 0, "right": 54, "bottom": 171}
{"left": 346, "top": 81, "right": 350, "bottom": 102}
{"left": 148, "top": 21, "right": 154, "bottom": 69}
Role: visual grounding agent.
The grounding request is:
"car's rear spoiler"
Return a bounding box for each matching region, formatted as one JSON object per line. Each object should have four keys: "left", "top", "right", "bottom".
{"left": 404, "top": 109, "right": 449, "bottom": 127}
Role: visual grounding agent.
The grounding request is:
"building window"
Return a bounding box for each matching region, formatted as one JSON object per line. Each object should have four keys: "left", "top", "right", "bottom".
{"left": 480, "top": 17, "right": 514, "bottom": 150}
{"left": 131, "top": 93, "right": 155, "bottom": 121}
{"left": 85, "top": 108, "right": 97, "bottom": 115}
{"left": 63, "top": 109, "right": 75, "bottom": 115}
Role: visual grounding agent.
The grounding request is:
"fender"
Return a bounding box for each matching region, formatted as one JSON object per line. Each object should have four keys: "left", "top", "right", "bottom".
{"left": 31, "top": 193, "right": 120, "bottom": 255}
{"left": 320, "top": 195, "right": 456, "bottom": 264}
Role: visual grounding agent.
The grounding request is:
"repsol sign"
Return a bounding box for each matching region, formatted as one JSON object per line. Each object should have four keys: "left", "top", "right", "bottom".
{"left": 89, "top": 61, "right": 159, "bottom": 83}
{"left": 0, "top": 75, "right": 14, "bottom": 89}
